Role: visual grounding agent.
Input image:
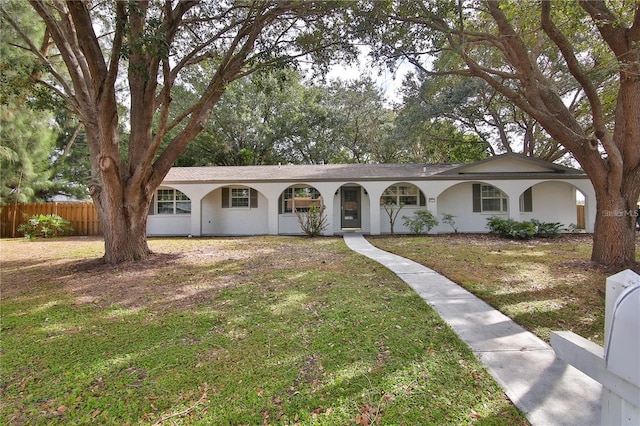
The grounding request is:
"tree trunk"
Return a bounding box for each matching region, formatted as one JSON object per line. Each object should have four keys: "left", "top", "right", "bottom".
{"left": 591, "top": 192, "right": 638, "bottom": 267}
{"left": 93, "top": 184, "right": 153, "bottom": 264}
{"left": 85, "top": 114, "right": 155, "bottom": 264}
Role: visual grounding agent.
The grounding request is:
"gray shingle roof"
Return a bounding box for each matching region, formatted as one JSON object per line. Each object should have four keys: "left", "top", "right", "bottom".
{"left": 163, "top": 155, "right": 586, "bottom": 184}
{"left": 164, "top": 163, "right": 460, "bottom": 183}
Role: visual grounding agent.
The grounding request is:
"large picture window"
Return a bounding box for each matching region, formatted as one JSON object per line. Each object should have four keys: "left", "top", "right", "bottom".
{"left": 381, "top": 184, "right": 421, "bottom": 206}
{"left": 155, "top": 189, "right": 191, "bottom": 215}
{"left": 282, "top": 186, "right": 322, "bottom": 213}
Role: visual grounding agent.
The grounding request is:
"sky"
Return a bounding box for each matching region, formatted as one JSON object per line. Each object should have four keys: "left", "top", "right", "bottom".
{"left": 324, "top": 48, "right": 414, "bottom": 106}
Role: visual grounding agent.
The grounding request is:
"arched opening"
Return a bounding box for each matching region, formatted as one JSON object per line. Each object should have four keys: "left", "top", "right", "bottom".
{"left": 277, "top": 184, "right": 324, "bottom": 235}
{"left": 279, "top": 185, "right": 323, "bottom": 214}
{"left": 201, "top": 185, "right": 267, "bottom": 235}
{"left": 379, "top": 183, "right": 426, "bottom": 234}
{"left": 519, "top": 182, "right": 589, "bottom": 232}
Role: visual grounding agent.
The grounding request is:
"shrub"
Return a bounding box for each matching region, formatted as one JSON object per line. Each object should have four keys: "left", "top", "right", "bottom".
{"left": 296, "top": 205, "right": 328, "bottom": 237}
{"left": 18, "top": 214, "right": 73, "bottom": 239}
{"left": 487, "top": 217, "right": 563, "bottom": 240}
{"left": 531, "top": 219, "right": 563, "bottom": 238}
{"left": 564, "top": 223, "right": 580, "bottom": 233}
{"left": 441, "top": 213, "right": 458, "bottom": 233}
{"left": 402, "top": 209, "right": 439, "bottom": 235}
{"left": 486, "top": 217, "right": 534, "bottom": 239}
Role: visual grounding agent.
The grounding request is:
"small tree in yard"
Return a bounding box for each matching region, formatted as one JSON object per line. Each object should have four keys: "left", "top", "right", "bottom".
{"left": 296, "top": 205, "right": 328, "bottom": 237}
{"left": 403, "top": 209, "right": 439, "bottom": 235}
{"left": 382, "top": 201, "right": 404, "bottom": 236}
{"left": 441, "top": 213, "right": 458, "bottom": 233}
{"left": 0, "top": 1, "right": 353, "bottom": 264}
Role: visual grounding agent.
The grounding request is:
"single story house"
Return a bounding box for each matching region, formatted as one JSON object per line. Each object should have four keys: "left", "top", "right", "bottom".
{"left": 147, "top": 153, "right": 596, "bottom": 237}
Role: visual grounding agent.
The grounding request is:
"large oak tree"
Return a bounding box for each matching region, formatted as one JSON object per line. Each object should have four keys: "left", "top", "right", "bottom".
{"left": 361, "top": 0, "right": 639, "bottom": 267}
{"left": 1, "top": 0, "right": 351, "bottom": 263}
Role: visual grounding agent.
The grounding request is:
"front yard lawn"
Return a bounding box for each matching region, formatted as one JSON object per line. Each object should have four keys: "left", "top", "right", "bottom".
{"left": 369, "top": 233, "right": 640, "bottom": 347}
{"left": 1, "top": 236, "right": 526, "bottom": 425}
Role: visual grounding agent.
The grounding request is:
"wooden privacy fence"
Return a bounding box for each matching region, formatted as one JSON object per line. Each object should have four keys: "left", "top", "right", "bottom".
{"left": 0, "top": 202, "right": 102, "bottom": 238}
{"left": 576, "top": 205, "right": 586, "bottom": 229}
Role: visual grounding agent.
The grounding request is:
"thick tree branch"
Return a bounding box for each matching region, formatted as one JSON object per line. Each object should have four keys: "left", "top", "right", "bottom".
{"left": 150, "top": 2, "right": 300, "bottom": 188}
{"left": 541, "top": 2, "right": 616, "bottom": 161}
{"left": 578, "top": 0, "right": 632, "bottom": 57}
{"left": 67, "top": 1, "right": 107, "bottom": 90}
{"left": 28, "top": 1, "right": 94, "bottom": 118}
{"left": 0, "top": 4, "right": 76, "bottom": 104}
{"left": 484, "top": 2, "right": 591, "bottom": 157}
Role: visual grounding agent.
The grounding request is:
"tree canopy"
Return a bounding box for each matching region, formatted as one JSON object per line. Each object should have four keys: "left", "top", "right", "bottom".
{"left": 1, "top": 0, "right": 357, "bottom": 263}
{"left": 356, "top": 0, "right": 639, "bottom": 266}
{"left": 2, "top": 0, "right": 638, "bottom": 267}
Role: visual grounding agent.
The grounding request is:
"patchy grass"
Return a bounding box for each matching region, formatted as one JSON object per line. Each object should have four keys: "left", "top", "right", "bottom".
{"left": 1, "top": 236, "right": 526, "bottom": 425}
{"left": 369, "top": 233, "right": 640, "bottom": 346}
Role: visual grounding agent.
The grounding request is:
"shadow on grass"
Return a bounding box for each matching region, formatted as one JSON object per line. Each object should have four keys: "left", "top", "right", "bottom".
{"left": 1, "top": 237, "right": 529, "bottom": 425}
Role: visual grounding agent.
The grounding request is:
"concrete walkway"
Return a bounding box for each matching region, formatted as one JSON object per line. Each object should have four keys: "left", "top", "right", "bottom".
{"left": 343, "top": 233, "right": 602, "bottom": 426}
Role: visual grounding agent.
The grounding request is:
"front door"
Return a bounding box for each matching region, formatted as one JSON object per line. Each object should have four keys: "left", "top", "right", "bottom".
{"left": 341, "top": 186, "right": 361, "bottom": 228}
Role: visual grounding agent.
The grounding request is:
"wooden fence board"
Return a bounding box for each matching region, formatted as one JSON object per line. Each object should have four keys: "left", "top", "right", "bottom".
{"left": 0, "top": 202, "right": 102, "bottom": 238}
{"left": 576, "top": 205, "right": 585, "bottom": 230}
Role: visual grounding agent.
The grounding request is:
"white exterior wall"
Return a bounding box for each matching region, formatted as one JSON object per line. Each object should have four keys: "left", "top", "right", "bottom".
{"left": 147, "top": 174, "right": 596, "bottom": 236}
{"left": 433, "top": 180, "right": 585, "bottom": 233}
{"left": 146, "top": 184, "right": 196, "bottom": 236}
{"left": 147, "top": 214, "right": 192, "bottom": 236}
{"left": 278, "top": 213, "right": 303, "bottom": 234}
{"left": 201, "top": 188, "right": 269, "bottom": 235}
{"left": 519, "top": 182, "right": 578, "bottom": 226}
{"left": 379, "top": 205, "right": 424, "bottom": 234}
{"left": 435, "top": 182, "right": 494, "bottom": 233}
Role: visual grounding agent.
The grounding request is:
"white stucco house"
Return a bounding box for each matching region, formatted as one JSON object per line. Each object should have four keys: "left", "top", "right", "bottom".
{"left": 146, "top": 153, "right": 596, "bottom": 237}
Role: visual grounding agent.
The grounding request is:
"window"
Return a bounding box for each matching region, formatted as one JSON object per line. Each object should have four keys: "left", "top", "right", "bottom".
{"left": 472, "top": 184, "right": 507, "bottom": 212}
{"left": 231, "top": 188, "right": 250, "bottom": 207}
{"left": 222, "top": 187, "right": 258, "bottom": 208}
{"left": 155, "top": 189, "right": 191, "bottom": 215}
{"left": 282, "top": 186, "right": 322, "bottom": 213}
{"left": 381, "top": 184, "right": 421, "bottom": 206}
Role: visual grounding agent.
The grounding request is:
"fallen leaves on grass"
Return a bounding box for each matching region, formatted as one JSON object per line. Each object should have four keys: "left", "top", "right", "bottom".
{"left": 151, "top": 383, "right": 209, "bottom": 426}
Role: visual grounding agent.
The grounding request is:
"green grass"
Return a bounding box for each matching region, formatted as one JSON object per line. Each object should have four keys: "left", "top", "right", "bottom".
{"left": 369, "top": 234, "right": 639, "bottom": 346}
{"left": 1, "top": 237, "right": 526, "bottom": 425}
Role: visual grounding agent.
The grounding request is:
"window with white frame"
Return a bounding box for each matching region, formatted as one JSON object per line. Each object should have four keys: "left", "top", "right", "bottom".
{"left": 473, "top": 184, "right": 508, "bottom": 212}
{"left": 221, "top": 186, "right": 258, "bottom": 208}
{"left": 231, "top": 188, "right": 250, "bottom": 207}
{"left": 381, "top": 184, "right": 420, "bottom": 206}
{"left": 282, "top": 186, "right": 322, "bottom": 213}
{"left": 155, "top": 188, "right": 191, "bottom": 214}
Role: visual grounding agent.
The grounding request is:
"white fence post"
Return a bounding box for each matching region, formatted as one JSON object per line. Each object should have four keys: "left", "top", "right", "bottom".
{"left": 551, "top": 269, "right": 640, "bottom": 425}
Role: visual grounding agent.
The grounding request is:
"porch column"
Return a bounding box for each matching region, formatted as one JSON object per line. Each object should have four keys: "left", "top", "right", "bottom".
{"left": 190, "top": 197, "right": 202, "bottom": 236}
{"left": 505, "top": 189, "right": 521, "bottom": 221}
{"left": 261, "top": 186, "right": 280, "bottom": 235}
{"left": 368, "top": 187, "right": 382, "bottom": 235}
{"left": 268, "top": 198, "right": 279, "bottom": 235}
{"left": 583, "top": 187, "right": 597, "bottom": 233}
{"left": 323, "top": 195, "right": 334, "bottom": 236}
{"left": 426, "top": 197, "right": 438, "bottom": 233}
